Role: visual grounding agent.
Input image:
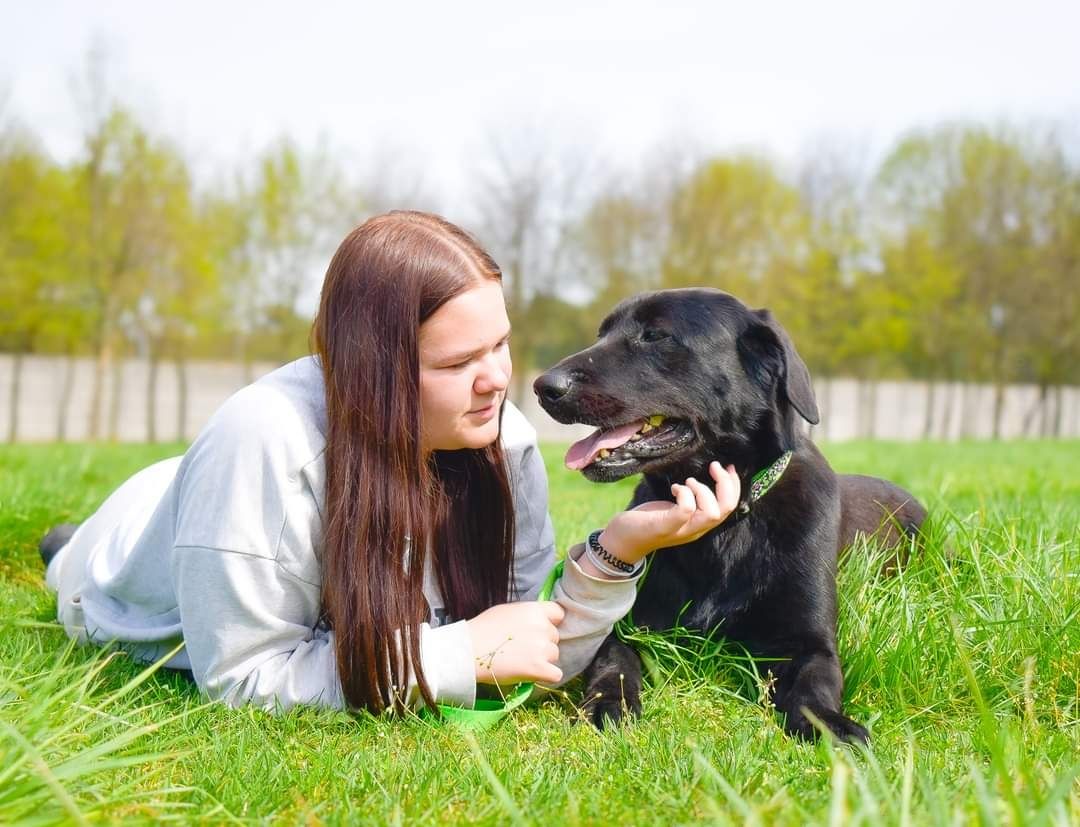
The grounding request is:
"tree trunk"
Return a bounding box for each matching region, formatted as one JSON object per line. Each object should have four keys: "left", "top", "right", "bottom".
{"left": 1053, "top": 385, "right": 1064, "bottom": 438}
{"left": 812, "top": 375, "right": 831, "bottom": 442}
{"left": 1038, "top": 384, "right": 1051, "bottom": 437}
{"left": 823, "top": 375, "right": 833, "bottom": 442}
{"left": 242, "top": 351, "right": 254, "bottom": 385}
{"left": 511, "top": 330, "right": 533, "bottom": 408}
{"left": 511, "top": 361, "right": 527, "bottom": 409}
{"left": 959, "top": 383, "right": 974, "bottom": 439}
{"left": 56, "top": 350, "right": 77, "bottom": 442}
{"left": 1067, "top": 388, "right": 1075, "bottom": 440}
{"left": 7, "top": 350, "right": 22, "bottom": 443}
{"left": 941, "top": 381, "right": 956, "bottom": 441}
{"left": 920, "top": 380, "right": 937, "bottom": 440}
{"left": 176, "top": 353, "right": 189, "bottom": 442}
{"left": 89, "top": 317, "right": 115, "bottom": 440}
{"left": 507, "top": 234, "right": 529, "bottom": 407}
{"left": 89, "top": 345, "right": 104, "bottom": 439}
{"left": 866, "top": 379, "right": 878, "bottom": 439}
{"left": 991, "top": 381, "right": 1006, "bottom": 439}
{"left": 234, "top": 330, "right": 255, "bottom": 385}
{"left": 855, "top": 379, "right": 867, "bottom": 439}
{"left": 856, "top": 378, "right": 878, "bottom": 440}
{"left": 1022, "top": 386, "right": 1044, "bottom": 437}
{"left": 147, "top": 345, "right": 159, "bottom": 443}
{"left": 107, "top": 355, "right": 124, "bottom": 442}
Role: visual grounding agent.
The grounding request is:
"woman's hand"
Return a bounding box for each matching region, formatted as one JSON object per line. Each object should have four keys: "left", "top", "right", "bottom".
{"left": 598, "top": 461, "right": 740, "bottom": 565}
{"left": 466, "top": 600, "right": 565, "bottom": 686}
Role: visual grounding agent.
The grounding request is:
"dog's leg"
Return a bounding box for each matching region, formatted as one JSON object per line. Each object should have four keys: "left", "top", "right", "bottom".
{"left": 581, "top": 633, "right": 643, "bottom": 730}
{"left": 771, "top": 648, "right": 869, "bottom": 744}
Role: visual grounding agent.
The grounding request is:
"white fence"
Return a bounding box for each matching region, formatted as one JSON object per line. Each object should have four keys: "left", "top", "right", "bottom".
{"left": 1, "top": 353, "right": 1078, "bottom": 444}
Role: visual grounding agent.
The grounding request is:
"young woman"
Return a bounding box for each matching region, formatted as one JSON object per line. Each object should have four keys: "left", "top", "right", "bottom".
{"left": 42, "top": 211, "right": 740, "bottom": 715}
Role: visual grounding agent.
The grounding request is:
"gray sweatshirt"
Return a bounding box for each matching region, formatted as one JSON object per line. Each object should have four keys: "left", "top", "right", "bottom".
{"left": 47, "top": 356, "right": 640, "bottom": 712}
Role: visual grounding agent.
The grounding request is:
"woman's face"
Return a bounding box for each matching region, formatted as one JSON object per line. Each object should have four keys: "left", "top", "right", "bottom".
{"left": 418, "top": 281, "right": 512, "bottom": 453}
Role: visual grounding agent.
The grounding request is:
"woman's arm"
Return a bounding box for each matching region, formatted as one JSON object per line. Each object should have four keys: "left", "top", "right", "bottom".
{"left": 170, "top": 384, "right": 477, "bottom": 713}
{"left": 171, "top": 545, "right": 477, "bottom": 711}
{"left": 502, "top": 404, "right": 642, "bottom": 685}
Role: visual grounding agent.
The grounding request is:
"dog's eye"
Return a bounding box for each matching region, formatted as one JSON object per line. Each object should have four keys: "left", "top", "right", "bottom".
{"left": 640, "top": 328, "right": 669, "bottom": 343}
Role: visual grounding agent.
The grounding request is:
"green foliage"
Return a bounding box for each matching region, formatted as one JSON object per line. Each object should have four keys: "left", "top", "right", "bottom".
{"left": 234, "top": 139, "right": 361, "bottom": 361}
{"left": 662, "top": 155, "right": 809, "bottom": 305}
{"left": 0, "top": 110, "right": 362, "bottom": 373}
{"left": 0, "top": 141, "right": 88, "bottom": 353}
{"left": 1, "top": 113, "right": 1078, "bottom": 389}
{"left": 522, "top": 292, "right": 598, "bottom": 372}
{"left": 1, "top": 441, "right": 1077, "bottom": 823}
{"left": 570, "top": 126, "right": 1080, "bottom": 388}
{"left": 873, "top": 124, "right": 1080, "bottom": 385}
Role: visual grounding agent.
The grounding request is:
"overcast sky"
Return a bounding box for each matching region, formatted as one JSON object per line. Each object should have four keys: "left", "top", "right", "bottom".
{"left": 3, "top": 0, "right": 1078, "bottom": 213}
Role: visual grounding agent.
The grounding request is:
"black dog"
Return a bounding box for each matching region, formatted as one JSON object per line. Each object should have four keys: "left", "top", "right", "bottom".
{"left": 533, "top": 288, "right": 925, "bottom": 743}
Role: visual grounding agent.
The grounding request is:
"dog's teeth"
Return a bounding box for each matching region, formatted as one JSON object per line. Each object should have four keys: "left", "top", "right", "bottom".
{"left": 629, "top": 433, "right": 642, "bottom": 442}
{"left": 599, "top": 449, "right": 611, "bottom": 459}
{"left": 640, "top": 422, "right": 653, "bottom": 433}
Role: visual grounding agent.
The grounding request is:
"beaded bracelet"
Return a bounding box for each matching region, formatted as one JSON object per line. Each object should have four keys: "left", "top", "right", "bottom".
{"left": 586, "top": 530, "right": 644, "bottom": 577}
{"left": 584, "top": 544, "right": 634, "bottom": 578}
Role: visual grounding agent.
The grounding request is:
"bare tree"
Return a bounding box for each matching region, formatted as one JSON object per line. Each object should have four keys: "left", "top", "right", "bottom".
{"left": 352, "top": 142, "right": 442, "bottom": 217}
{"left": 571, "top": 152, "right": 684, "bottom": 320}
{"left": 213, "top": 137, "right": 363, "bottom": 380}
{"left": 470, "top": 130, "right": 594, "bottom": 403}
{"left": 69, "top": 41, "right": 141, "bottom": 440}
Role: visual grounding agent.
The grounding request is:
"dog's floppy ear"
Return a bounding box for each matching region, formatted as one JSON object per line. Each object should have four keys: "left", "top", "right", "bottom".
{"left": 737, "top": 309, "right": 820, "bottom": 425}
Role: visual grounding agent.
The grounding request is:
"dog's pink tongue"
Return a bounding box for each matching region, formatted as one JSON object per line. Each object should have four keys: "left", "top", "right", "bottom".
{"left": 565, "top": 421, "right": 643, "bottom": 470}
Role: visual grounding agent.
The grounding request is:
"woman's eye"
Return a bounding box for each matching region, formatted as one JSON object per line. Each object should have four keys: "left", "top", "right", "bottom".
{"left": 441, "top": 337, "right": 509, "bottom": 369}
{"left": 641, "top": 329, "right": 668, "bottom": 343}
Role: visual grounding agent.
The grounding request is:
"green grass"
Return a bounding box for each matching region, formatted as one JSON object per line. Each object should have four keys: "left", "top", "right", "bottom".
{"left": 1, "top": 440, "right": 1078, "bottom": 825}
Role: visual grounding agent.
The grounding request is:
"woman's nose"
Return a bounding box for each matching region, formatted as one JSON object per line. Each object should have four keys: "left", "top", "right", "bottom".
{"left": 476, "top": 353, "right": 510, "bottom": 394}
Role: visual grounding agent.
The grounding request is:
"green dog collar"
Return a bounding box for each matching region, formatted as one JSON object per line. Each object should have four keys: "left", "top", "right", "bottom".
{"left": 737, "top": 450, "right": 794, "bottom": 516}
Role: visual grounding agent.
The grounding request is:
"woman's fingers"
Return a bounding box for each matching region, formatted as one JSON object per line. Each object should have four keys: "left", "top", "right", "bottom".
{"left": 536, "top": 661, "right": 564, "bottom": 685}
{"left": 668, "top": 463, "right": 741, "bottom": 537}
{"left": 711, "top": 462, "right": 740, "bottom": 511}
{"left": 670, "top": 482, "right": 697, "bottom": 517}
{"left": 542, "top": 640, "right": 560, "bottom": 663}
{"left": 685, "top": 475, "right": 722, "bottom": 521}
{"left": 608, "top": 460, "right": 743, "bottom": 559}
{"left": 539, "top": 601, "right": 563, "bottom": 643}
{"left": 540, "top": 600, "right": 565, "bottom": 625}
{"left": 469, "top": 601, "right": 567, "bottom": 685}
{"left": 709, "top": 460, "right": 726, "bottom": 490}
{"left": 537, "top": 637, "right": 562, "bottom": 684}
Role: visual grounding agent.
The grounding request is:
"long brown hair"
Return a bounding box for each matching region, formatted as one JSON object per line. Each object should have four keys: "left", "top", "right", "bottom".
{"left": 312, "top": 211, "right": 516, "bottom": 713}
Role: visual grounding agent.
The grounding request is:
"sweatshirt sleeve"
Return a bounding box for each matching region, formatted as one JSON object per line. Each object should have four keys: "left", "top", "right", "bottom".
{"left": 170, "top": 383, "right": 476, "bottom": 712}
{"left": 171, "top": 545, "right": 342, "bottom": 710}
{"left": 503, "top": 403, "right": 642, "bottom": 685}
{"left": 171, "top": 547, "right": 476, "bottom": 711}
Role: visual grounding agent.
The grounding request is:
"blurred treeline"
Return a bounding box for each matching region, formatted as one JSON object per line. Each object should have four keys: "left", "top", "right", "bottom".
{"left": 2, "top": 92, "right": 1078, "bottom": 440}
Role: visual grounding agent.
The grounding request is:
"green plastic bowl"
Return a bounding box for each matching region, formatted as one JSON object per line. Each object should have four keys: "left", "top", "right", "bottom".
{"left": 423, "top": 560, "right": 564, "bottom": 730}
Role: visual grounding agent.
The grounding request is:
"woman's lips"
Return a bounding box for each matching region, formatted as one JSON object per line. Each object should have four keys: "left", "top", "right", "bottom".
{"left": 468, "top": 399, "right": 500, "bottom": 419}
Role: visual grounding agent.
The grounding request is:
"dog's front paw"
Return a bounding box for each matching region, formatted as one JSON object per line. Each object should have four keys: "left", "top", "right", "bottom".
{"left": 581, "top": 685, "right": 641, "bottom": 730}
{"left": 580, "top": 634, "right": 644, "bottom": 730}
{"left": 786, "top": 707, "right": 869, "bottom": 744}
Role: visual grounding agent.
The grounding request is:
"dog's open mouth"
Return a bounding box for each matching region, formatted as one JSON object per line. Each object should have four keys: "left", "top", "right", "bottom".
{"left": 565, "top": 415, "right": 695, "bottom": 472}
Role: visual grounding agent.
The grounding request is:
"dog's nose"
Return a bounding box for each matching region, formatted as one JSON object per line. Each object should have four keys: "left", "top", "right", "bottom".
{"left": 533, "top": 370, "right": 573, "bottom": 405}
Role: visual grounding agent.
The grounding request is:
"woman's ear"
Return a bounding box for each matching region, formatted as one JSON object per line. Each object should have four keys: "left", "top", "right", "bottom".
{"left": 737, "top": 309, "right": 820, "bottom": 425}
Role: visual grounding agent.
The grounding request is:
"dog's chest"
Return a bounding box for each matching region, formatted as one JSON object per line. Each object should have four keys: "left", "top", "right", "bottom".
{"left": 634, "top": 524, "right": 773, "bottom": 634}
